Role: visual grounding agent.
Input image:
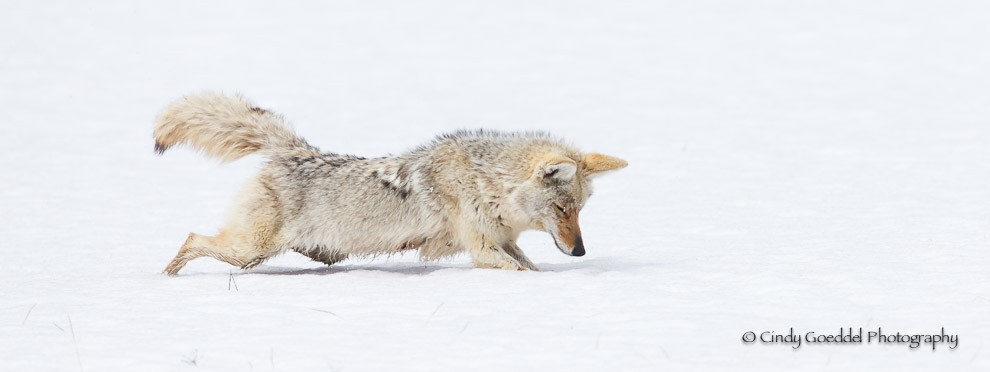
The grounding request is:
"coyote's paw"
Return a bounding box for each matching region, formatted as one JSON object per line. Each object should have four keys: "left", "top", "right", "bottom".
{"left": 473, "top": 259, "right": 524, "bottom": 271}
{"left": 487, "top": 259, "right": 538, "bottom": 271}
{"left": 240, "top": 257, "right": 266, "bottom": 270}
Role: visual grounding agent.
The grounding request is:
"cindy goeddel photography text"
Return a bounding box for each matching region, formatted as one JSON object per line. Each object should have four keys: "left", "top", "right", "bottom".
{"left": 741, "top": 328, "right": 959, "bottom": 351}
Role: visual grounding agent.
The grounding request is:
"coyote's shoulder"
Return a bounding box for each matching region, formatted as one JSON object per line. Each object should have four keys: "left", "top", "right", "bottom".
{"left": 155, "top": 93, "right": 627, "bottom": 275}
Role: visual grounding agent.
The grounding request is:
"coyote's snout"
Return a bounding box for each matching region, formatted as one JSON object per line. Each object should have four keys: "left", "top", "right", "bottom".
{"left": 155, "top": 93, "right": 627, "bottom": 275}
{"left": 551, "top": 208, "right": 584, "bottom": 256}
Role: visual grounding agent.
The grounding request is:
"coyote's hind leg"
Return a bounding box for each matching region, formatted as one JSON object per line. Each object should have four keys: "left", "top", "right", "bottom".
{"left": 163, "top": 175, "right": 285, "bottom": 276}
{"left": 163, "top": 230, "right": 277, "bottom": 276}
{"left": 164, "top": 233, "right": 217, "bottom": 275}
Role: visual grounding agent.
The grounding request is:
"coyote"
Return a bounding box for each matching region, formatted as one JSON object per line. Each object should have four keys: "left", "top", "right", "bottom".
{"left": 154, "top": 93, "right": 627, "bottom": 275}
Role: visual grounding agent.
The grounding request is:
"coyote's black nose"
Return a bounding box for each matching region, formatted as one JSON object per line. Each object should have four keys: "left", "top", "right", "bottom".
{"left": 571, "top": 236, "right": 585, "bottom": 256}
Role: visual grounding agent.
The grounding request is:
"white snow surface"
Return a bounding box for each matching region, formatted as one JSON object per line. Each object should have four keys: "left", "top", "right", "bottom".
{"left": 2, "top": 1, "right": 989, "bottom": 371}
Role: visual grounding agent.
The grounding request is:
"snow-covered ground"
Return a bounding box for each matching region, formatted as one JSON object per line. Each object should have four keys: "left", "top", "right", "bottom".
{"left": 2, "top": 1, "right": 989, "bottom": 370}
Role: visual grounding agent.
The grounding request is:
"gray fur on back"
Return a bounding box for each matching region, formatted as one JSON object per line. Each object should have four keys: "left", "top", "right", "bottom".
{"left": 260, "top": 130, "right": 577, "bottom": 261}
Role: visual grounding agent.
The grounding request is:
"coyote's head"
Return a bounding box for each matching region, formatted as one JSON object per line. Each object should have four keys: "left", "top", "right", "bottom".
{"left": 509, "top": 151, "right": 628, "bottom": 256}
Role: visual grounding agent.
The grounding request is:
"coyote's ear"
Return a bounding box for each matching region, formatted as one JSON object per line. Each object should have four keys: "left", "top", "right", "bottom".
{"left": 581, "top": 153, "right": 628, "bottom": 177}
{"left": 535, "top": 155, "right": 578, "bottom": 182}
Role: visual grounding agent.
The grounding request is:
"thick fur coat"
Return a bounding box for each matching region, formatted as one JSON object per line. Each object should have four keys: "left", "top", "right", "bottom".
{"left": 154, "top": 93, "right": 627, "bottom": 275}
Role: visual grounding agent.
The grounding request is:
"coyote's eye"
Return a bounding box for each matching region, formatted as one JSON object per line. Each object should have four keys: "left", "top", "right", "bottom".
{"left": 553, "top": 204, "right": 566, "bottom": 214}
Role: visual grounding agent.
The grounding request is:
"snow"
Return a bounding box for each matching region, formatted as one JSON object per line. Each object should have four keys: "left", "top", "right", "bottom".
{"left": 2, "top": 1, "right": 989, "bottom": 370}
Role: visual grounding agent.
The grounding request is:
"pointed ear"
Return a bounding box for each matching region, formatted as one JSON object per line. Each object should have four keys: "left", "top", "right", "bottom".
{"left": 535, "top": 155, "right": 578, "bottom": 182}
{"left": 581, "top": 153, "right": 628, "bottom": 177}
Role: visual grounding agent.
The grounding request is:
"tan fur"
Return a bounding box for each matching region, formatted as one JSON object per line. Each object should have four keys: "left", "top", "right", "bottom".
{"left": 155, "top": 93, "right": 627, "bottom": 275}
{"left": 554, "top": 210, "right": 582, "bottom": 249}
{"left": 154, "top": 93, "right": 319, "bottom": 162}
{"left": 582, "top": 153, "right": 629, "bottom": 176}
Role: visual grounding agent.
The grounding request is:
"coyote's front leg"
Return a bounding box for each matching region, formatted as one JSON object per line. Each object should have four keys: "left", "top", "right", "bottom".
{"left": 502, "top": 242, "right": 538, "bottom": 271}
{"left": 456, "top": 227, "right": 527, "bottom": 270}
{"left": 468, "top": 239, "right": 528, "bottom": 270}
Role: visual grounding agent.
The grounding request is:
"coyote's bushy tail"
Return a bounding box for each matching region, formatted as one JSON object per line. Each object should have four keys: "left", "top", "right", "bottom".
{"left": 153, "top": 93, "right": 316, "bottom": 162}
